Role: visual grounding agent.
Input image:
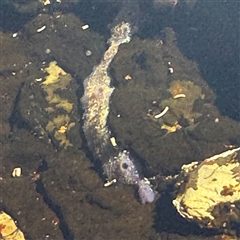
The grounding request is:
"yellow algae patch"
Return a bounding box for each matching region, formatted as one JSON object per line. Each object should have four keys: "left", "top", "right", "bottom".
{"left": 46, "top": 114, "right": 74, "bottom": 149}
{"left": 0, "top": 211, "right": 25, "bottom": 240}
{"left": 161, "top": 122, "right": 182, "bottom": 134}
{"left": 41, "top": 61, "right": 73, "bottom": 113}
{"left": 54, "top": 131, "right": 72, "bottom": 148}
{"left": 55, "top": 99, "right": 73, "bottom": 112}
{"left": 42, "top": 61, "right": 67, "bottom": 85}
{"left": 46, "top": 114, "right": 70, "bottom": 132}
{"left": 39, "top": 62, "right": 76, "bottom": 149}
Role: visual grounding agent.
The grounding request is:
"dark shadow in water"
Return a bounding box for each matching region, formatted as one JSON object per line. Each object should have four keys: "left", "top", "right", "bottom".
{"left": 154, "top": 191, "right": 219, "bottom": 237}
{"left": 173, "top": 0, "right": 240, "bottom": 121}
{"left": 0, "top": 0, "right": 37, "bottom": 32}
{"left": 72, "top": 0, "right": 120, "bottom": 38}
{"left": 0, "top": 0, "right": 74, "bottom": 32}
{"left": 35, "top": 179, "right": 74, "bottom": 240}
{"left": 8, "top": 82, "right": 32, "bottom": 133}
{"left": 138, "top": 0, "right": 240, "bottom": 121}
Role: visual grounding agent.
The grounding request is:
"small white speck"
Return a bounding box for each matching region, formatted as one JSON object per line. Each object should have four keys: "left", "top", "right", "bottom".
{"left": 37, "top": 25, "right": 46, "bottom": 33}
{"left": 12, "top": 32, "right": 18, "bottom": 38}
{"left": 45, "top": 48, "right": 51, "bottom": 54}
{"left": 168, "top": 67, "right": 174, "bottom": 74}
{"left": 214, "top": 118, "right": 219, "bottom": 123}
{"left": 104, "top": 179, "right": 117, "bottom": 187}
{"left": 110, "top": 137, "right": 117, "bottom": 147}
{"left": 36, "top": 78, "right": 43, "bottom": 82}
{"left": 173, "top": 94, "right": 186, "bottom": 99}
{"left": 154, "top": 106, "right": 169, "bottom": 119}
{"left": 43, "top": 0, "right": 51, "bottom": 5}
{"left": 82, "top": 24, "right": 89, "bottom": 30}
{"left": 12, "top": 167, "right": 22, "bottom": 177}
{"left": 85, "top": 50, "right": 92, "bottom": 56}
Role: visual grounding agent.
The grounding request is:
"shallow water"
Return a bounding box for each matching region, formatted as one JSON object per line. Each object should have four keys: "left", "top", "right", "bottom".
{"left": 0, "top": 0, "right": 239, "bottom": 239}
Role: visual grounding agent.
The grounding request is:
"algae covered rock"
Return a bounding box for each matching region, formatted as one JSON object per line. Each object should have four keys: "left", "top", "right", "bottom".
{"left": 163, "top": 80, "right": 204, "bottom": 120}
{"left": 18, "top": 61, "right": 82, "bottom": 150}
{"left": 173, "top": 147, "right": 240, "bottom": 234}
{"left": 158, "top": 79, "right": 205, "bottom": 132}
{"left": 41, "top": 61, "right": 73, "bottom": 114}
{"left": 0, "top": 211, "right": 25, "bottom": 240}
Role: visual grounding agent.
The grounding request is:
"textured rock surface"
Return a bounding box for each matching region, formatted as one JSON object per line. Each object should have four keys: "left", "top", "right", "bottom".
{"left": 173, "top": 148, "right": 240, "bottom": 233}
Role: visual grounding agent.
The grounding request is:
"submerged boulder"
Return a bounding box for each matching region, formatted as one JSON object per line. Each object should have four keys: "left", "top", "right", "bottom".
{"left": 173, "top": 147, "right": 240, "bottom": 234}
{"left": 0, "top": 211, "right": 25, "bottom": 240}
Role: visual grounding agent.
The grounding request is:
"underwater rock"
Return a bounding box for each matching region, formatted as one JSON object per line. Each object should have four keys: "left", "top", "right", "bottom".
{"left": 107, "top": 26, "right": 223, "bottom": 176}
{"left": 0, "top": 211, "right": 25, "bottom": 240}
{"left": 173, "top": 147, "right": 240, "bottom": 234}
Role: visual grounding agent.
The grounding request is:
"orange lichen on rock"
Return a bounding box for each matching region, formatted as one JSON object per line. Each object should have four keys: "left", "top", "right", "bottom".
{"left": 162, "top": 80, "right": 204, "bottom": 123}
{"left": 0, "top": 223, "right": 6, "bottom": 233}
{"left": 168, "top": 80, "right": 187, "bottom": 97}
{"left": 220, "top": 185, "right": 237, "bottom": 196}
{"left": 168, "top": 80, "right": 204, "bottom": 100}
